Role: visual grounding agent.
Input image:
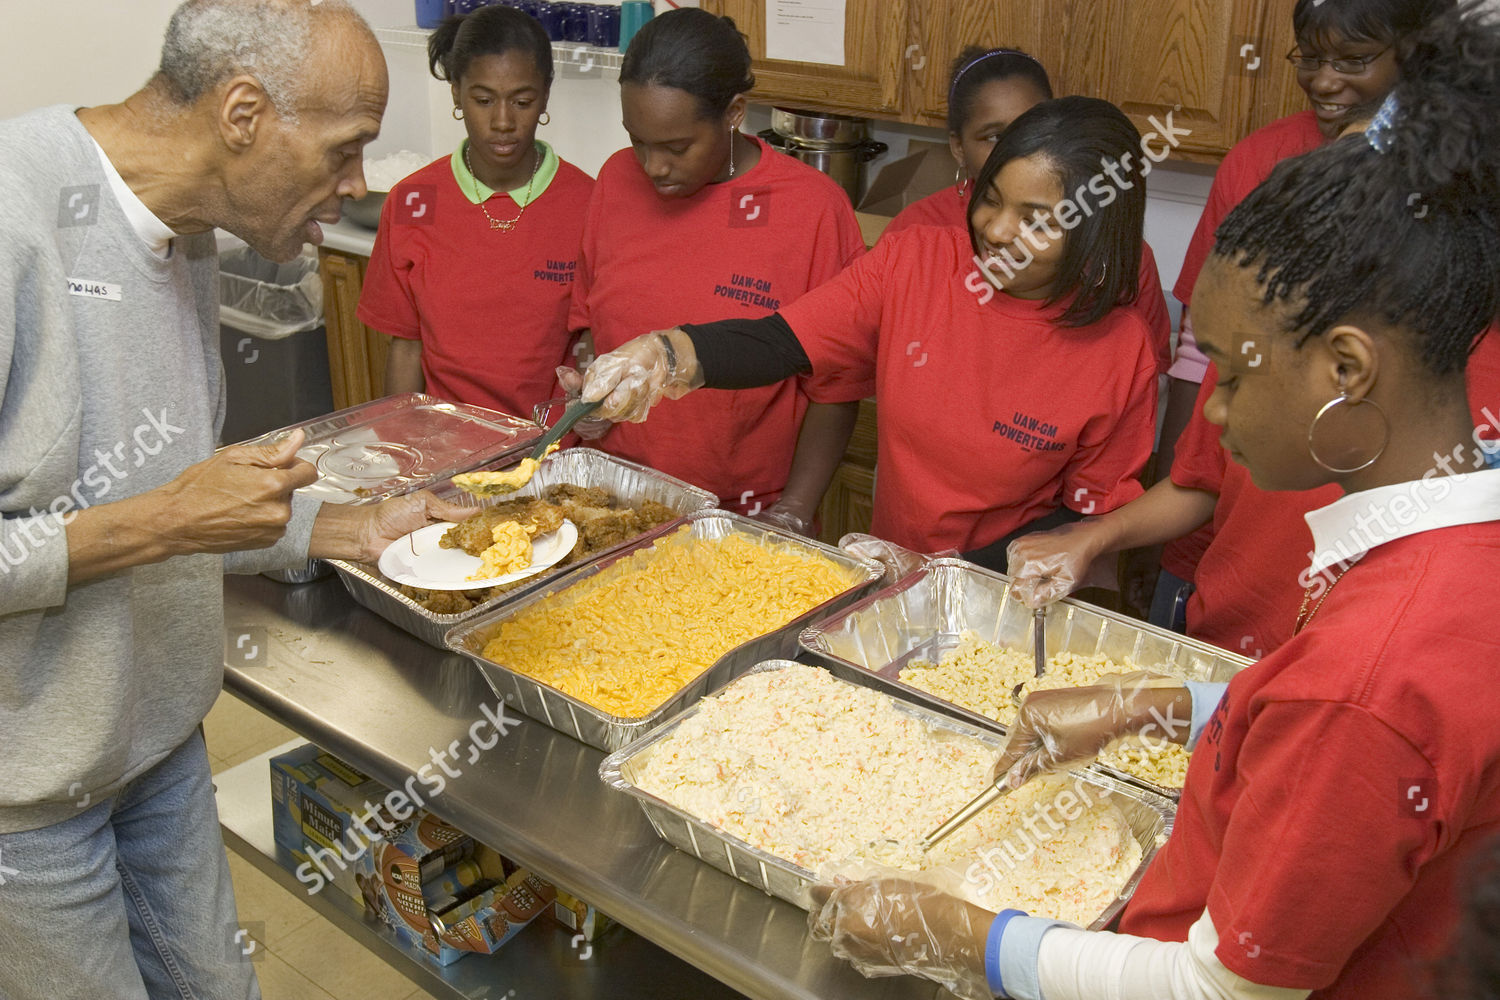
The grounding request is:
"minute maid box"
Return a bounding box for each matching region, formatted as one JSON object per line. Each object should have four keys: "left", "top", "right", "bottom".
{"left": 270, "top": 743, "right": 395, "bottom": 904}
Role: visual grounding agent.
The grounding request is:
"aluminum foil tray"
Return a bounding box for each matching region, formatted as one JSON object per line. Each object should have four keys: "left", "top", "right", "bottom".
{"left": 444, "top": 511, "right": 883, "bottom": 752}
{"left": 327, "top": 449, "right": 717, "bottom": 648}
{"left": 233, "top": 392, "right": 543, "bottom": 506}
{"left": 600, "top": 659, "right": 1175, "bottom": 928}
{"left": 797, "top": 558, "right": 1252, "bottom": 799}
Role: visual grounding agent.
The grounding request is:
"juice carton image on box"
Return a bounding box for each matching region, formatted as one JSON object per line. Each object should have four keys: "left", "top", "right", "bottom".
{"left": 355, "top": 817, "right": 557, "bottom": 965}
{"left": 269, "top": 743, "right": 395, "bottom": 903}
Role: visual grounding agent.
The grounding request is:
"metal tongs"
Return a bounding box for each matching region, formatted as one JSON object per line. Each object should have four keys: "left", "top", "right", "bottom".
{"left": 1009, "top": 605, "right": 1048, "bottom": 707}
{"left": 925, "top": 608, "right": 1048, "bottom": 853}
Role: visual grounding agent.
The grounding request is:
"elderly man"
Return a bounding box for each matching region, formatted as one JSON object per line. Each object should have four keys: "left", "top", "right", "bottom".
{"left": 0, "top": 2, "right": 462, "bottom": 996}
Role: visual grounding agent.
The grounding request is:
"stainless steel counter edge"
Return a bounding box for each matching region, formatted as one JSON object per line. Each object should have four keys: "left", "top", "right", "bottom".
{"left": 223, "top": 574, "right": 945, "bottom": 1000}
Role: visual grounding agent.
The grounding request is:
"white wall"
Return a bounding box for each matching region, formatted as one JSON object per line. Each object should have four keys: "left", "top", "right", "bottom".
{"left": 0, "top": 0, "right": 181, "bottom": 119}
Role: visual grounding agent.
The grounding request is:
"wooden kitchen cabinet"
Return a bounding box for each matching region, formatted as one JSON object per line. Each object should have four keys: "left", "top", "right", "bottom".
{"left": 715, "top": 0, "right": 1308, "bottom": 161}
{"left": 319, "top": 248, "right": 388, "bottom": 410}
{"left": 701, "top": 0, "right": 911, "bottom": 114}
{"left": 817, "top": 399, "right": 878, "bottom": 544}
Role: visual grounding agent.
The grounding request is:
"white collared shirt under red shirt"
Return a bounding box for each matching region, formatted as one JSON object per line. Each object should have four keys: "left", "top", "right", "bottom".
{"left": 1118, "top": 459, "right": 1500, "bottom": 999}
{"left": 782, "top": 224, "right": 1158, "bottom": 553}
{"left": 568, "top": 138, "right": 865, "bottom": 509}
{"left": 881, "top": 185, "right": 1174, "bottom": 375}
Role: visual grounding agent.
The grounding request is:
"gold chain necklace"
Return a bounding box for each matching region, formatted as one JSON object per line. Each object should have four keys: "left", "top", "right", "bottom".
{"left": 1294, "top": 564, "right": 1352, "bottom": 635}
{"left": 464, "top": 143, "right": 540, "bottom": 232}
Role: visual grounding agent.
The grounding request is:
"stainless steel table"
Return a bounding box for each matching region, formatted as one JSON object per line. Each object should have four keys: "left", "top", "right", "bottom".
{"left": 221, "top": 574, "right": 947, "bottom": 1000}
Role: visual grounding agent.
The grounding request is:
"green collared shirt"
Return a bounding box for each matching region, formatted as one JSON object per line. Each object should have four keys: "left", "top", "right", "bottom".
{"left": 450, "top": 139, "right": 559, "bottom": 208}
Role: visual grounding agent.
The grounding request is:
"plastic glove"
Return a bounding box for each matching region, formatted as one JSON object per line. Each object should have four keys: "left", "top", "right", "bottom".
{"left": 579, "top": 329, "right": 703, "bottom": 424}
{"left": 752, "top": 501, "right": 813, "bottom": 537}
{"left": 1005, "top": 520, "right": 1112, "bottom": 609}
{"left": 990, "top": 671, "right": 1193, "bottom": 790}
{"left": 839, "top": 533, "right": 959, "bottom": 586}
{"left": 549, "top": 373, "right": 612, "bottom": 441}
{"left": 808, "top": 876, "right": 994, "bottom": 1000}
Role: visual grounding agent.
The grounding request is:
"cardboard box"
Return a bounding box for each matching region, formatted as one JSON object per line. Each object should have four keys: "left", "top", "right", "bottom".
{"left": 857, "top": 139, "right": 956, "bottom": 218}
{"left": 269, "top": 744, "right": 394, "bottom": 904}
{"left": 356, "top": 820, "right": 555, "bottom": 966}
{"left": 551, "top": 887, "right": 615, "bottom": 942}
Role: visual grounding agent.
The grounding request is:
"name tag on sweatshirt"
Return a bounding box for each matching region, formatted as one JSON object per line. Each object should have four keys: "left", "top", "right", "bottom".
{"left": 67, "top": 278, "right": 122, "bottom": 302}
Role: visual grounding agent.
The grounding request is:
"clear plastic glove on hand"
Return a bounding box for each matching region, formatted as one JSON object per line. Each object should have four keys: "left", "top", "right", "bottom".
{"left": 548, "top": 374, "right": 612, "bottom": 441}
{"left": 839, "top": 533, "right": 958, "bottom": 586}
{"left": 808, "top": 876, "right": 995, "bottom": 1000}
{"left": 1006, "top": 521, "right": 1111, "bottom": 609}
{"left": 579, "top": 329, "right": 702, "bottom": 424}
{"left": 990, "top": 671, "right": 1191, "bottom": 790}
{"left": 752, "top": 501, "right": 814, "bottom": 537}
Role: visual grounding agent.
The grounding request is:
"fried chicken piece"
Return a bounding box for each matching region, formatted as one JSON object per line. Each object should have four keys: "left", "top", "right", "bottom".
{"left": 398, "top": 585, "right": 488, "bottom": 614}
{"left": 636, "top": 499, "right": 677, "bottom": 530}
{"left": 543, "top": 483, "right": 613, "bottom": 509}
{"left": 441, "top": 498, "right": 565, "bottom": 556}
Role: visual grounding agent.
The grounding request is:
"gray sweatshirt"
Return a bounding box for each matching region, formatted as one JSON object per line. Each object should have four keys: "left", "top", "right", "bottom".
{"left": 0, "top": 106, "right": 320, "bottom": 833}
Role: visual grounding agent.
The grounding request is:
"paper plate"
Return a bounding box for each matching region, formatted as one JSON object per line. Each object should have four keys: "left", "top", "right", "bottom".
{"left": 378, "top": 519, "right": 577, "bottom": 590}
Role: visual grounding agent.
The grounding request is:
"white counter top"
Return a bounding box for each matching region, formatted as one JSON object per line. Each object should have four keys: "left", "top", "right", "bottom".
{"left": 318, "top": 216, "right": 378, "bottom": 258}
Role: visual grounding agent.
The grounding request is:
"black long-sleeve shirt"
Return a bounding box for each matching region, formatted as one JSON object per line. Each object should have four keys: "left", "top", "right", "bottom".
{"left": 681, "top": 314, "right": 810, "bottom": 389}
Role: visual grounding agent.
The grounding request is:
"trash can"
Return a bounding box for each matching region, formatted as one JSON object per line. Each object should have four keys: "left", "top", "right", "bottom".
{"left": 218, "top": 246, "right": 333, "bottom": 445}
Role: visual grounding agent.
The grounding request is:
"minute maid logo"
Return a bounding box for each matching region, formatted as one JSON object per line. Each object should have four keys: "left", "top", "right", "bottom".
{"left": 993, "top": 410, "right": 1066, "bottom": 452}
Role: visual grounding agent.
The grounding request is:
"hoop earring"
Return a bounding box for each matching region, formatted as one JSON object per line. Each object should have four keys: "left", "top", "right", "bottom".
{"left": 1307, "top": 383, "right": 1390, "bottom": 474}
{"left": 1094, "top": 261, "right": 1108, "bottom": 287}
{"left": 452, "top": 106, "right": 464, "bottom": 120}
{"left": 538, "top": 111, "right": 550, "bottom": 126}
{"left": 955, "top": 165, "right": 971, "bottom": 198}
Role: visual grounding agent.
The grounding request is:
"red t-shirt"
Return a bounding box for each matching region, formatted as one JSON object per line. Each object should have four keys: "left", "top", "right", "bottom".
{"left": 881, "top": 186, "right": 1173, "bottom": 375}
{"left": 782, "top": 225, "right": 1157, "bottom": 553}
{"left": 1172, "top": 111, "right": 1326, "bottom": 308}
{"left": 1119, "top": 514, "right": 1500, "bottom": 999}
{"left": 356, "top": 154, "right": 593, "bottom": 419}
{"left": 1170, "top": 331, "right": 1500, "bottom": 656}
{"left": 1160, "top": 110, "right": 1326, "bottom": 582}
{"left": 568, "top": 139, "right": 865, "bottom": 508}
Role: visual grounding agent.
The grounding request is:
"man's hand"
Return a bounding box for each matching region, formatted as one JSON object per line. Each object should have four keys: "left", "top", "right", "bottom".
{"left": 309, "top": 489, "right": 472, "bottom": 563}
{"left": 157, "top": 430, "right": 318, "bottom": 555}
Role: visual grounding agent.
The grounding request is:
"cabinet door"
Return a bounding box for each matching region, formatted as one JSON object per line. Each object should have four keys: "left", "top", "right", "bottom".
{"left": 1248, "top": 0, "right": 1312, "bottom": 133}
{"left": 701, "top": 0, "right": 910, "bottom": 115}
{"left": 911, "top": 0, "right": 1274, "bottom": 160}
{"left": 817, "top": 461, "right": 877, "bottom": 545}
{"left": 319, "top": 249, "right": 388, "bottom": 410}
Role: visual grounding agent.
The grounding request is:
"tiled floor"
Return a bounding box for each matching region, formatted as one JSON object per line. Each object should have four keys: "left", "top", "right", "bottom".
{"left": 204, "top": 690, "right": 435, "bottom": 1000}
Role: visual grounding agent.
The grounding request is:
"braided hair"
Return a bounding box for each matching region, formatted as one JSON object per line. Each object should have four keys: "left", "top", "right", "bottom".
{"left": 1211, "top": 4, "right": 1499, "bottom": 377}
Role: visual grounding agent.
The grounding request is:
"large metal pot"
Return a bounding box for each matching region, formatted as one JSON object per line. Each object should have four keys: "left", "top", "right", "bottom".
{"left": 770, "top": 107, "right": 871, "bottom": 149}
{"left": 760, "top": 130, "right": 887, "bottom": 204}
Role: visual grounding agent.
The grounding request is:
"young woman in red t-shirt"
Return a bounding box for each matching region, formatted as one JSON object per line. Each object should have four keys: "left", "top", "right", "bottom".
{"left": 883, "top": 46, "right": 1172, "bottom": 374}
{"left": 1152, "top": 0, "right": 1444, "bottom": 624}
{"left": 578, "top": 97, "right": 1162, "bottom": 561}
{"left": 808, "top": 10, "right": 1500, "bottom": 999}
{"left": 356, "top": 7, "right": 593, "bottom": 419}
{"left": 560, "top": 9, "right": 866, "bottom": 524}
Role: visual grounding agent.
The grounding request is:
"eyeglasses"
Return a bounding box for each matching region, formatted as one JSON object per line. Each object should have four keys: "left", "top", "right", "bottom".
{"left": 1285, "top": 46, "right": 1390, "bottom": 74}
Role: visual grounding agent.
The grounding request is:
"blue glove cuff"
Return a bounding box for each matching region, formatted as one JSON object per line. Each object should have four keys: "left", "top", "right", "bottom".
{"left": 986, "top": 909, "right": 1027, "bottom": 997}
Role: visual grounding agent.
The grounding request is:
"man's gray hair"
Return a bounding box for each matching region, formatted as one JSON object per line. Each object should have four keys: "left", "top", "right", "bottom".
{"left": 155, "top": 0, "right": 365, "bottom": 117}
